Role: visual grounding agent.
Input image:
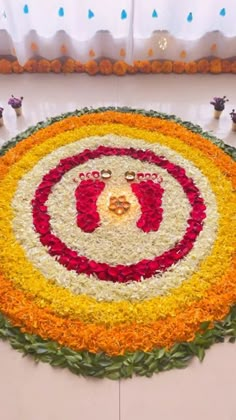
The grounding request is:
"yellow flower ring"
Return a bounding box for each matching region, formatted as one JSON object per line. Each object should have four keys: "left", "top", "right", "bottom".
{"left": 0, "top": 108, "right": 235, "bottom": 379}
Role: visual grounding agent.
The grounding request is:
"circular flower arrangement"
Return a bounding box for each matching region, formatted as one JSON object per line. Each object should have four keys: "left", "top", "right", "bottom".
{"left": 0, "top": 107, "right": 235, "bottom": 379}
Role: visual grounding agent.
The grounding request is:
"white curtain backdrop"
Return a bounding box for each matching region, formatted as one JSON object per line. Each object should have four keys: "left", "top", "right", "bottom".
{"left": 0, "top": 0, "right": 236, "bottom": 64}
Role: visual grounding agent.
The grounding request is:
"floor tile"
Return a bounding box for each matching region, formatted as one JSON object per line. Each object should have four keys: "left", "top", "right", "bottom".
{"left": 0, "top": 74, "right": 235, "bottom": 147}
{"left": 0, "top": 73, "right": 119, "bottom": 145}
{"left": 120, "top": 343, "right": 236, "bottom": 420}
{"left": 116, "top": 74, "right": 236, "bottom": 147}
{"left": 0, "top": 341, "right": 119, "bottom": 420}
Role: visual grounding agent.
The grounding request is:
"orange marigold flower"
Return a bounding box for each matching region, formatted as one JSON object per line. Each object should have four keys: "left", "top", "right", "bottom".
{"left": 173, "top": 61, "right": 185, "bottom": 74}
{"left": 31, "top": 42, "right": 38, "bottom": 52}
{"left": 185, "top": 61, "right": 197, "bottom": 74}
{"left": 12, "top": 60, "right": 24, "bottom": 73}
{"left": 37, "top": 59, "right": 51, "bottom": 73}
{"left": 62, "top": 58, "right": 75, "bottom": 73}
{"left": 84, "top": 60, "right": 99, "bottom": 75}
{"left": 99, "top": 59, "right": 113, "bottom": 75}
{"left": 0, "top": 59, "right": 12, "bottom": 74}
{"left": 221, "top": 60, "right": 231, "bottom": 73}
{"left": 75, "top": 61, "right": 85, "bottom": 73}
{"left": 148, "top": 48, "right": 153, "bottom": 57}
{"left": 134, "top": 60, "right": 152, "bottom": 74}
{"left": 113, "top": 60, "right": 127, "bottom": 76}
{"left": 210, "top": 59, "right": 222, "bottom": 74}
{"left": 127, "top": 63, "right": 138, "bottom": 74}
{"left": 151, "top": 61, "right": 162, "bottom": 73}
{"left": 120, "top": 48, "right": 126, "bottom": 57}
{"left": 60, "top": 44, "right": 67, "bottom": 55}
{"left": 230, "top": 61, "right": 236, "bottom": 74}
{"left": 89, "top": 49, "right": 95, "bottom": 58}
{"left": 50, "top": 59, "right": 62, "bottom": 73}
{"left": 180, "top": 50, "right": 187, "bottom": 59}
{"left": 23, "top": 59, "right": 38, "bottom": 73}
{"left": 210, "top": 43, "right": 217, "bottom": 53}
{"left": 162, "top": 60, "right": 173, "bottom": 73}
{"left": 197, "top": 59, "right": 210, "bottom": 73}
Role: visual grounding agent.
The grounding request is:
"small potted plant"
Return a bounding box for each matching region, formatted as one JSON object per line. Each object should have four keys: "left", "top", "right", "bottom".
{"left": 8, "top": 95, "right": 23, "bottom": 116}
{"left": 0, "top": 107, "right": 4, "bottom": 126}
{"left": 210, "top": 96, "right": 229, "bottom": 119}
{"left": 230, "top": 109, "right": 236, "bottom": 132}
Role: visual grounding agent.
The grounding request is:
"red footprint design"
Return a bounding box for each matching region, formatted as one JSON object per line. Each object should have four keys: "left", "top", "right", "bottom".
{"left": 131, "top": 180, "right": 164, "bottom": 233}
{"left": 75, "top": 179, "right": 105, "bottom": 233}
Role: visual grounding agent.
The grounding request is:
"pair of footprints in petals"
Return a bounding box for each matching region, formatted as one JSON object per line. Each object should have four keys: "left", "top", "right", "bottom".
{"left": 74, "top": 171, "right": 164, "bottom": 233}
{"left": 73, "top": 171, "right": 163, "bottom": 183}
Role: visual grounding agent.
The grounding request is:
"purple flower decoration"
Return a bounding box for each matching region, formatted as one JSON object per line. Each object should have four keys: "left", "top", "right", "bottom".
{"left": 210, "top": 96, "right": 228, "bottom": 111}
{"left": 8, "top": 95, "right": 23, "bottom": 109}
{"left": 0, "top": 107, "right": 4, "bottom": 117}
{"left": 230, "top": 109, "right": 236, "bottom": 123}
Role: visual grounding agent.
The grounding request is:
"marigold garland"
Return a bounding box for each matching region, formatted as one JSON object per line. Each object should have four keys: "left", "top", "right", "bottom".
{"left": 0, "top": 107, "right": 235, "bottom": 379}
{"left": 1, "top": 58, "right": 236, "bottom": 74}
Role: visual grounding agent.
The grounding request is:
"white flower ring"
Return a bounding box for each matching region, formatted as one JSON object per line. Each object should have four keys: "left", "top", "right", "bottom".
{"left": 12, "top": 134, "right": 218, "bottom": 302}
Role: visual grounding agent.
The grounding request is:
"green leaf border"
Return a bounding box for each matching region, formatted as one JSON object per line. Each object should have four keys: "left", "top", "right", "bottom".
{"left": 0, "top": 107, "right": 235, "bottom": 379}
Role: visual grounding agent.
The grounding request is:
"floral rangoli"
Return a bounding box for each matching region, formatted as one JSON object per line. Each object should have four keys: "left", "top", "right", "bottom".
{"left": 0, "top": 107, "right": 235, "bottom": 379}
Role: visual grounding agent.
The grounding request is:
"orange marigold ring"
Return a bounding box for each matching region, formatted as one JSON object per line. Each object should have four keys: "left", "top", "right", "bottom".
{"left": 0, "top": 107, "right": 235, "bottom": 380}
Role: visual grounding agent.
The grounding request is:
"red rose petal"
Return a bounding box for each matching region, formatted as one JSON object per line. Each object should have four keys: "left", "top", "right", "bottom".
{"left": 32, "top": 146, "right": 206, "bottom": 283}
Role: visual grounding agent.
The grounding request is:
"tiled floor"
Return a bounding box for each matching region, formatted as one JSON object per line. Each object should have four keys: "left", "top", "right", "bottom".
{"left": 0, "top": 73, "right": 235, "bottom": 420}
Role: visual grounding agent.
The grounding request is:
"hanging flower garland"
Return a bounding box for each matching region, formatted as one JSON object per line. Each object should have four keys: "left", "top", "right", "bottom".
{"left": 1, "top": 58, "right": 236, "bottom": 75}
{"left": 0, "top": 107, "right": 235, "bottom": 379}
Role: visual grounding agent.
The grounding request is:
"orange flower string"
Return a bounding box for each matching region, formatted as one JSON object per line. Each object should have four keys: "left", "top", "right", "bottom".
{"left": 0, "top": 58, "right": 235, "bottom": 74}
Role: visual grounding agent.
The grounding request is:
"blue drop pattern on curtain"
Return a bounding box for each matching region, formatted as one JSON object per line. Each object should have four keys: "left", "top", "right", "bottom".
{"left": 17, "top": 4, "right": 229, "bottom": 26}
